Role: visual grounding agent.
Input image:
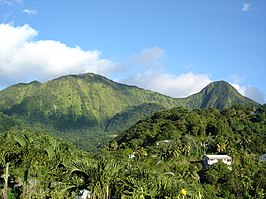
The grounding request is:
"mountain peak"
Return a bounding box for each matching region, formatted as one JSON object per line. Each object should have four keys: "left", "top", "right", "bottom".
{"left": 54, "top": 72, "right": 105, "bottom": 81}
{"left": 185, "top": 80, "right": 259, "bottom": 109}
{"left": 202, "top": 80, "right": 237, "bottom": 93}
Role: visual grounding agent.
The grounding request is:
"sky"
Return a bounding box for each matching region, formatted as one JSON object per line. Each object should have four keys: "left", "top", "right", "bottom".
{"left": 0, "top": 0, "right": 265, "bottom": 104}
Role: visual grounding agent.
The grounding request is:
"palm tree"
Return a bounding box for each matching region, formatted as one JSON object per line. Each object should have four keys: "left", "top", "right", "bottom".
{"left": 67, "top": 156, "right": 124, "bottom": 199}
{"left": 91, "top": 157, "right": 123, "bottom": 199}
{"left": 0, "top": 132, "right": 23, "bottom": 199}
{"left": 39, "top": 138, "right": 76, "bottom": 198}
{"left": 20, "top": 132, "right": 38, "bottom": 198}
{"left": 216, "top": 141, "right": 228, "bottom": 153}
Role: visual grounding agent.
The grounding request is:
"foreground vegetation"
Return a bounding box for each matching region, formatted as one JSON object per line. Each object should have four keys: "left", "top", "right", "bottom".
{"left": 0, "top": 104, "right": 265, "bottom": 198}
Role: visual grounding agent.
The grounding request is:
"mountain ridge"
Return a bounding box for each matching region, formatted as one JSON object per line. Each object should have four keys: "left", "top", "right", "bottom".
{"left": 0, "top": 73, "right": 259, "bottom": 151}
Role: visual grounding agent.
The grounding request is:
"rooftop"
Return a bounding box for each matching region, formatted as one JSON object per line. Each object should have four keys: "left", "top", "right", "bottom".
{"left": 204, "top": 155, "right": 232, "bottom": 159}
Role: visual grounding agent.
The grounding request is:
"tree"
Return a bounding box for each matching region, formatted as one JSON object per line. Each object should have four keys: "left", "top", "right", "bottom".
{"left": 216, "top": 141, "right": 228, "bottom": 153}
{"left": 0, "top": 132, "right": 22, "bottom": 199}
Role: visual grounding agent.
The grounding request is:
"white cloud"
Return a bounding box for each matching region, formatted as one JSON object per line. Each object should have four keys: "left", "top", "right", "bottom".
{"left": 123, "top": 71, "right": 265, "bottom": 103}
{"left": 22, "top": 9, "right": 38, "bottom": 15}
{"left": 121, "top": 47, "right": 212, "bottom": 98}
{"left": 123, "top": 71, "right": 212, "bottom": 98}
{"left": 244, "top": 87, "right": 265, "bottom": 104}
{"left": 123, "top": 48, "right": 265, "bottom": 103}
{"left": 231, "top": 83, "right": 246, "bottom": 96}
{"left": 242, "top": 3, "right": 250, "bottom": 12}
{"left": 231, "top": 83, "right": 265, "bottom": 104}
{"left": 0, "top": 23, "right": 264, "bottom": 104}
{"left": 230, "top": 75, "right": 265, "bottom": 104}
{"left": 0, "top": 23, "right": 117, "bottom": 86}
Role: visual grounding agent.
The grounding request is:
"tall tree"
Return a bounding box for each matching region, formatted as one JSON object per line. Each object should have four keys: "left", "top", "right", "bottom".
{"left": 0, "top": 132, "right": 22, "bottom": 199}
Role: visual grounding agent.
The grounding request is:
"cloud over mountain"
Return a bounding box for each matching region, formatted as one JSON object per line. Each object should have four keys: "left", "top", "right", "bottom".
{"left": 0, "top": 23, "right": 264, "bottom": 103}
{"left": 123, "top": 71, "right": 212, "bottom": 98}
{"left": 0, "top": 23, "right": 116, "bottom": 86}
{"left": 231, "top": 83, "right": 264, "bottom": 104}
{"left": 120, "top": 47, "right": 212, "bottom": 98}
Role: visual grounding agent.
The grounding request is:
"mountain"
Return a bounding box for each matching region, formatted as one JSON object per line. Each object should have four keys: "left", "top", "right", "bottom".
{"left": 0, "top": 73, "right": 259, "bottom": 151}
{"left": 0, "top": 73, "right": 178, "bottom": 128}
{"left": 182, "top": 81, "right": 258, "bottom": 109}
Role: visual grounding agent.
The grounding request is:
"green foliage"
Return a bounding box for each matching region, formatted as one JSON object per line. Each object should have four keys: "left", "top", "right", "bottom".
{"left": 105, "top": 103, "right": 166, "bottom": 134}
{"left": 0, "top": 73, "right": 180, "bottom": 151}
{"left": 184, "top": 81, "right": 258, "bottom": 109}
{"left": 112, "top": 105, "right": 266, "bottom": 198}
{"left": 115, "top": 105, "right": 265, "bottom": 156}
{"left": 0, "top": 112, "right": 21, "bottom": 132}
{"left": 0, "top": 104, "right": 265, "bottom": 198}
{"left": 0, "top": 73, "right": 264, "bottom": 198}
{"left": 0, "top": 130, "right": 88, "bottom": 198}
{"left": 0, "top": 74, "right": 260, "bottom": 152}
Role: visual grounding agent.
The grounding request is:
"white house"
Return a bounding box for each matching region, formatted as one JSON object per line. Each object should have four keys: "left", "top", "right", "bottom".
{"left": 203, "top": 155, "right": 232, "bottom": 169}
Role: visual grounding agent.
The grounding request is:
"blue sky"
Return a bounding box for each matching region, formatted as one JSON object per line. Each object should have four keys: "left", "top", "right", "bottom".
{"left": 0, "top": 0, "right": 265, "bottom": 103}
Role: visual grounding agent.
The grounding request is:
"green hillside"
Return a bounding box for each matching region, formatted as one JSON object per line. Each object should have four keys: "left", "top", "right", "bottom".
{"left": 109, "top": 104, "right": 266, "bottom": 198}
{"left": 182, "top": 81, "right": 258, "bottom": 109}
{"left": 0, "top": 77, "right": 264, "bottom": 198}
{"left": 0, "top": 112, "right": 22, "bottom": 132}
{"left": 105, "top": 103, "right": 166, "bottom": 134}
{"left": 1, "top": 105, "right": 265, "bottom": 199}
{"left": 111, "top": 104, "right": 266, "bottom": 196}
{"left": 114, "top": 104, "right": 265, "bottom": 155}
{"left": 0, "top": 73, "right": 259, "bottom": 151}
{"left": 0, "top": 73, "right": 178, "bottom": 127}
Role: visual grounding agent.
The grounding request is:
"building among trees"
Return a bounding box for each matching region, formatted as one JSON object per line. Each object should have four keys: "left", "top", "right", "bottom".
{"left": 203, "top": 155, "right": 232, "bottom": 169}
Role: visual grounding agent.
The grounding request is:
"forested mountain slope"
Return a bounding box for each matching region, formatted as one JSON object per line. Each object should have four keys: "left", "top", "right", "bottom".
{"left": 0, "top": 73, "right": 178, "bottom": 129}
{"left": 114, "top": 104, "right": 266, "bottom": 155}
{"left": 0, "top": 73, "right": 259, "bottom": 151}
{"left": 108, "top": 104, "right": 266, "bottom": 198}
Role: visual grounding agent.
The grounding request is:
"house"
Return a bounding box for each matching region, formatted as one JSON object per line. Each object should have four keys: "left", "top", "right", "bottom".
{"left": 203, "top": 154, "right": 232, "bottom": 169}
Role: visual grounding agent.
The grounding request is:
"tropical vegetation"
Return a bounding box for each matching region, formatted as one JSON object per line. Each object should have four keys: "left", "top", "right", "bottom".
{"left": 1, "top": 104, "right": 265, "bottom": 198}
{"left": 0, "top": 73, "right": 258, "bottom": 151}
